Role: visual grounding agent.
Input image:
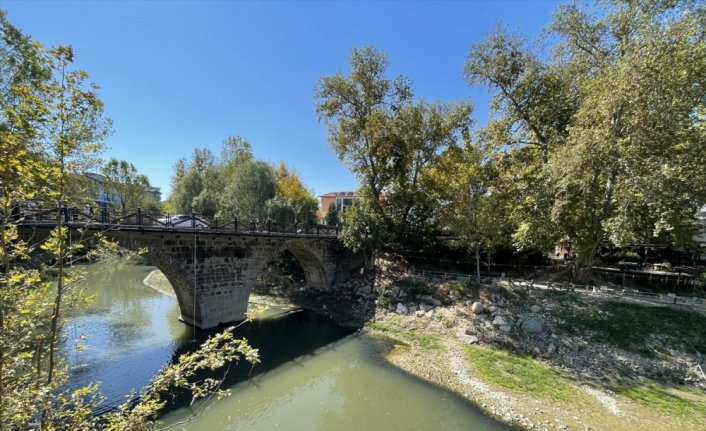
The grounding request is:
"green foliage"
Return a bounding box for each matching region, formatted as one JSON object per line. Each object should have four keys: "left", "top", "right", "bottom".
{"left": 325, "top": 202, "right": 339, "bottom": 226}
{"left": 392, "top": 276, "right": 430, "bottom": 297}
{"left": 0, "top": 12, "right": 259, "bottom": 430}
{"left": 464, "top": 345, "right": 579, "bottom": 401}
{"left": 271, "top": 162, "right": 319, "bottom": 224}
{"left": 424, "top": 143, "right": 510, "bottom": 284}
{"left": 449, "top": 280, "right": 478, "bottom": 299}
{"left": 168, "top": 148, "right": 220, "bottom": 216}
{"left": 466, "top": 1, "right": 706, "bottom": 280}
{"left": 340, "top": 199, "right": 385, "bottom": 268}
{"left": 168, "top": 140, "right": 318, "bottom": 224}
{"left": 104, "top": 327, "right": 258, "bottom": 430}
{"left": 219, "top": 159, "right": 276, "bottom": 221}
{"left": 142, "top": 198, "right": 164, "bottom": 214}
{"left": 101, "top": 158, "right": 150, "bottom": 211}
{"left": 316, "top": 46, "right": 472, "bottom": 248}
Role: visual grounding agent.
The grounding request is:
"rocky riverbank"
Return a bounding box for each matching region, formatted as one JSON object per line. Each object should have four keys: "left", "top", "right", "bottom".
{"left": 288, "top": 261, "right": 706, "bottom": 431}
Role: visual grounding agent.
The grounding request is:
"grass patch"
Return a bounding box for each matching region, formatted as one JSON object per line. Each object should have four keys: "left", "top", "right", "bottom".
{"left": 366, "top": 321, "right": 444, "bottom": 351}
{"left": 549, "top": 297, "right": 706, "bottom": 355}
{"left": 617, "top": 384, "right": 706, "bottom": 419}
{"left": 464, "top": 345, "right": 578, "bottom": 401}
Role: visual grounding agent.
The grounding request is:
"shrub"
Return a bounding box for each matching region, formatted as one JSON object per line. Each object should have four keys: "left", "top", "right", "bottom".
{"left": 393, "top": 276, "right": 430, "bottom": 296}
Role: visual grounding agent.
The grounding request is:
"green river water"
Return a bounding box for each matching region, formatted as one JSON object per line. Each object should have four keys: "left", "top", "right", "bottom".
{"left": 62, "top": 259, "right": 510, "bottom": 430}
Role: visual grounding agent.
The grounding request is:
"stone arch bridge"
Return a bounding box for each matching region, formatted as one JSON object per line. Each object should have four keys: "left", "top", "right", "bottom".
{"left": 18, "top": 213, "right": 351, "bottom": 329}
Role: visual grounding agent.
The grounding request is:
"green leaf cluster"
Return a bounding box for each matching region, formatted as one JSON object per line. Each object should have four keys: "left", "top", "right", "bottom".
{"left": 168, "top": 137, "right": 319, "bottom": 224}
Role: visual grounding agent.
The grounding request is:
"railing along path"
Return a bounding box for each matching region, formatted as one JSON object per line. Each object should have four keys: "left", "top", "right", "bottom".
{"left": 411, "top": 269, "right": 706, "bottom": 310}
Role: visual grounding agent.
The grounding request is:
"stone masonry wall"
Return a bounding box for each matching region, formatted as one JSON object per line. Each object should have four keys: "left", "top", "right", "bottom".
{"left": 113, "top": 231, "right": 347, "bottom": 328}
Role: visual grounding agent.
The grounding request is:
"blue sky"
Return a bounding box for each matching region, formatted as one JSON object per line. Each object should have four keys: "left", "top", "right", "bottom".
{"left": 3, "top": 0, "right": 561, "bottom": 199}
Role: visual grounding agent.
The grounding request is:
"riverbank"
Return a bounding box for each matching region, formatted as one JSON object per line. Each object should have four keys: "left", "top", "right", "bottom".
{"left": 287, "top": 263, "right": 706, "bottom": 431}
{"left": 144, "top": 264, "right": 706, "bottom": 430}
{"left": 143, "top": 269, "right": 176, "bottom": 297}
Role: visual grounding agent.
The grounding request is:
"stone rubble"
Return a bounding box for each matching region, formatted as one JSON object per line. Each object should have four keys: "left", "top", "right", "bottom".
{"left": 275, "top": 258, "right": 706, "bottom": 431}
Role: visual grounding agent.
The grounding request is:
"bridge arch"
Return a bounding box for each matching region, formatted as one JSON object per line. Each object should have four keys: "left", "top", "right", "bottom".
{"left": 254, "top": 239, "right": 334, "bottom": 292}
{"left": 111, "top": 231, "right": 346, "bottom": 329}
{"left": 18, "top": 225, "right": 349, "bottom": 329}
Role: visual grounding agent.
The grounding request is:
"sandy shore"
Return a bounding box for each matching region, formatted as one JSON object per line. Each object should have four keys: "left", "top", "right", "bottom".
{"left": 143, "top": 270, "right": 176, "bottom": 297}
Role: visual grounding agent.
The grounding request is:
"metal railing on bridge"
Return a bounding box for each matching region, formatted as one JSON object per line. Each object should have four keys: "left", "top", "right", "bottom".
{"left": 13, "top": 205, "right": 341, "bottom": 238}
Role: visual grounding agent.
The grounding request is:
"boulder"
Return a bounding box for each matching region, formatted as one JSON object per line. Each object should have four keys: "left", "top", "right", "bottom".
{"left": 407, "top": 303, "right": 418, "bottom": 312}
{"left": 487, "top": 305, "right": 498, "bottom": 313}
{"left": 426, "top": 297, "right": 443, "bottom": 307}
{"left": 457, "top": 331, "right": 480, "bottom": 344}
{"left": 531, "top": 305, "right": 541, "bottom": 313}
{"left": 519, "top": 317, "right": 543, "bottom": 334}
{"left": 492, "top": 315, "right": 508, "bottom": 326}
{"left": 383, "top": 287, "right": 397, "bottom": 298}
{"left": 420, "top": 303, "right": 434, "bottom": 312}
{"left": 499, "top": 325, "right": 512, "bottom": 332}
{"left": 415, "top": 310, "right": 426, "bottom": 317}
{"left": 498, "top": 297, "right": 510, "bottom": 307}
{"left": 471, "top": 301, "right": 484, "bottom": 314}
{"left": 547, "top": 343, "right": 557, "bottom": 354}
{"left": 395, "top": 303, "right": 408, "bottom": 315}
{"left": 425, "top": 310, "right": 434, "bottom": 318}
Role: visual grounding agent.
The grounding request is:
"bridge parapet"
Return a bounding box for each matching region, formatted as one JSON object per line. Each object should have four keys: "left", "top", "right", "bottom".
{"left": 15, "top": 205, "right": 340, "bottom": 237}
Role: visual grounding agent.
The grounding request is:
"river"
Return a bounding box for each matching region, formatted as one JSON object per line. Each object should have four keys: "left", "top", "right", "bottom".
{"left": 61, "top": 259, "right": 510, "bottom": 430}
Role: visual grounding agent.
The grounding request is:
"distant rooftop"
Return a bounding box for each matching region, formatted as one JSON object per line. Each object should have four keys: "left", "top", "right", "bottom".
{"left": 319, "top": 191, "right": 359, "bottom": 198}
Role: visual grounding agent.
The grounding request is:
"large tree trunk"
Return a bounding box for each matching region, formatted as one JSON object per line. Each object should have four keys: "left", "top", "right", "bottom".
{"left": 575, "top": 168, "right": 617, "bottom": 283}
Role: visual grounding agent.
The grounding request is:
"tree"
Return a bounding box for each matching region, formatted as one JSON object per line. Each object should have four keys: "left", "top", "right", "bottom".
{"left": 385, "top": 100, "right": 472, "bottom": 246}
{"left": 0, "top": 13, "right": 259, "bottom": 429}
{"left": 316, "top": 46, "right": 472, "bottom": 247}
{"left": 272, "top": 162, "right": 318, "bottom": 224}
{"left": 466, "top": 1, "right": 706, "bottom": 280}
{"left": 425, "top": 143, "right": 510, "bottom": 285}
{"left": 168, "top": 148, "right": 219, "bottom": 216}
{"left": 315, "top": 46, "right": 412, "bottom": 214}
{"left": 101, "top": 158, "right": 150, "bottom": 212}
{"left": 0, "top": 25, "right": 111, "bottom": 425}
{"left": 340, "top": 199, "right": 385, "bottom": 269}
{"left": 465, "top": 25, "right": 573, "bottom": 254}
{"left": 219, "top": 159, "right": 276, "bottom": 221}
{"left": 326, "top": 202, "right": 339, "bottom": 226}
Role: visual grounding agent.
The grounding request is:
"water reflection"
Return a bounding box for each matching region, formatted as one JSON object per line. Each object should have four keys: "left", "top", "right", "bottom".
{"left": 63, "top": 260, "right": 510, "bottom": 430}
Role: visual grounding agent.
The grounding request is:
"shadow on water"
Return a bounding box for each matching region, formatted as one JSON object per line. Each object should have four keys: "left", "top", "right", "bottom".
{"left": 158, "top": 309, "right": 357, "bottom": 415}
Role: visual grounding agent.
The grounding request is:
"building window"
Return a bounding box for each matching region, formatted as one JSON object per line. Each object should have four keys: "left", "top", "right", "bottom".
{"left": 336, "top": 198, "right": 354, "bottom": 212}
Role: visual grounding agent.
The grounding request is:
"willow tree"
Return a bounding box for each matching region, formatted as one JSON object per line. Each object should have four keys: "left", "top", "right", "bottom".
{"left": 467, "top": 0, "right": 706, "bottom": 280}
